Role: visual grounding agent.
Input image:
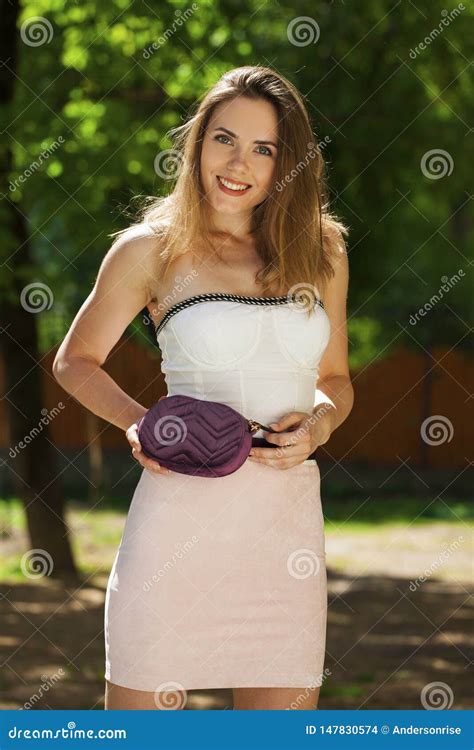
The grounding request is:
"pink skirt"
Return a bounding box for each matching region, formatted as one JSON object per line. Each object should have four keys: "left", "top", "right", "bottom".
{"left": 104, "top": 457, "right": 327, "bottom": 691}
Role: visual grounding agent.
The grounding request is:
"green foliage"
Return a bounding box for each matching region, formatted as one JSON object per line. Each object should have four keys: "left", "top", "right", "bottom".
{"left": 2, "top": 0, "right": 472, "bottom": 361}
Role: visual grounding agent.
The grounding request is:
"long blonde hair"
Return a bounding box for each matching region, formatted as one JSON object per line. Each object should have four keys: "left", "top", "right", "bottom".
{"left": 110, "top": 64, "right": 348, "bottom": 304}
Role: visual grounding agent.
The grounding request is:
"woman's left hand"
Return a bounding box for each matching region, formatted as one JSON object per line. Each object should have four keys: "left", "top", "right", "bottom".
{"left": 248, "top": 410, "right": 332, "bottom": 470}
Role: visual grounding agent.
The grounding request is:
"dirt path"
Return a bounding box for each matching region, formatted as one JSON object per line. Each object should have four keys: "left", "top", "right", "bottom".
{"left": 1, "top": 519, "right": 471, "bottom": 710}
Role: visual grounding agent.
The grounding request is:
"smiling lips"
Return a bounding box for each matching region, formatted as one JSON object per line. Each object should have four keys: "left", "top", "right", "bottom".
{"left": 217, "top": 175, "right": 252, "bottom": 195}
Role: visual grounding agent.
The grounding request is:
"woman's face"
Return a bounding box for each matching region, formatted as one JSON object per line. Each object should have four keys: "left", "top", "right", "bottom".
{"left": 200, "top": 96, "right": 279, "bottom": 218}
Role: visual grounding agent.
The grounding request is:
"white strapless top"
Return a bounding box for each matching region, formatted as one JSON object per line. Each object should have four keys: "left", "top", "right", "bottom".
{"left": 155, "top": 292, "right": 331, "bottom": 438}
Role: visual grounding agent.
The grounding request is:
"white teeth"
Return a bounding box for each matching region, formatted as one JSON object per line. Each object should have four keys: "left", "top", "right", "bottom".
{"left": 218, "top": 176, "right": 250, "bottom": 191}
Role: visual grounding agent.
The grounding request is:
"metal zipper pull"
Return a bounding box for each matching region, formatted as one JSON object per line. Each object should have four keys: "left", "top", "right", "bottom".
{"left": 247, "top": 418, "right": 275, "bottom": 434}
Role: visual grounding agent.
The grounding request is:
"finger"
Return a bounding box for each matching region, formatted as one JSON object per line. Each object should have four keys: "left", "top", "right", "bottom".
{"left": 132, "top": 447, "right": 171, "bottom": 475}
{"left": 144, "top": 459, "right": 172, "bottom": 475}
{"left": 248, "top": 455, "right": 296, "bottom": 470}
{"left": 126, "top": 423, "right": 141, "bottom": 451}
{"left": 269, "top": 412, "right": 305, "bottom": 431}
{"left": 252, "top": 439, "right": 308, "bottom": 456}
{"left": 261, "top": 430, "right": 306, "bottom": 448}
{"left": 250, "top": 447, "right": 307, "bottom": 463}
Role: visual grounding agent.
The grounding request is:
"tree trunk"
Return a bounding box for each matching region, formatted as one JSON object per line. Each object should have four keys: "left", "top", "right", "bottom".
{"left": 0, "top": 0, "right": 78, "bottom": 579}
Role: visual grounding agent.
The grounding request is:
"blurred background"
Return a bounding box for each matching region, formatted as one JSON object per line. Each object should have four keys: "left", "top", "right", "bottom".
{"left": 0, "top": 0, "right": 472, "bottom": 710}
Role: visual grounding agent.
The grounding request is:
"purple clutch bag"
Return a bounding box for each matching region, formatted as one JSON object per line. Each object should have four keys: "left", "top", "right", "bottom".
{"left": 136, "top": 394, "right": 274, "bottom": 478}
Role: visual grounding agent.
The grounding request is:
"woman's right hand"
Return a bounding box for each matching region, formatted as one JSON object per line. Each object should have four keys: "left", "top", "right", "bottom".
{"left": 125, "top": 421, "right": 172, "bottom": 475}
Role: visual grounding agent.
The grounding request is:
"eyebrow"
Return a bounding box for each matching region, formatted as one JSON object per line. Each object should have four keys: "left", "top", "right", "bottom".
{"left": 212, "top": 126, "right": 278, "bottom": 149}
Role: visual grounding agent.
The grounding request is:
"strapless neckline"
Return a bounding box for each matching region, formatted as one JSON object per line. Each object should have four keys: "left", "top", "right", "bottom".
{"left": 154, "top": 290, "right": 325, "bottom": 338}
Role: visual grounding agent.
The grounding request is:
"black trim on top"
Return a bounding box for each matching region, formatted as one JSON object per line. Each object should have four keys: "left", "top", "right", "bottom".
{"left": 154, "top": 291, "right": 325, "bottom": 338}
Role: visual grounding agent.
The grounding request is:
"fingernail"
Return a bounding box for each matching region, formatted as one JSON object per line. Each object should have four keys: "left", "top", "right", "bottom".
{"left": 269, "top": 423, "right": 278, "bottom": 429}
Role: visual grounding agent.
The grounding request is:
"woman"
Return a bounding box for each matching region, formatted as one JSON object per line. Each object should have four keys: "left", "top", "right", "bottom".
{"left": 53, "top": 65, "right": 353, "bottom": 711}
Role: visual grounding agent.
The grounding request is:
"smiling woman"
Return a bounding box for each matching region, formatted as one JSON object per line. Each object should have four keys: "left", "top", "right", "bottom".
{"left": 202, "top": 97, "right": 277, "bottom": 209}
{"left": 108, "top": 65, "right": 348, "bottom": 303}
{"left": 52, "top": 65, "right": 353, "bottom": 711}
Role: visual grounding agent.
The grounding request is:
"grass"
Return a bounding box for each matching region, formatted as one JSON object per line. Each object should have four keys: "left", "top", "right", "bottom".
{"left": 0, "top": 495, "right": 472, "bottom": 583}
{"left": 322, "top": 496, "right": 472, "bottom": 526}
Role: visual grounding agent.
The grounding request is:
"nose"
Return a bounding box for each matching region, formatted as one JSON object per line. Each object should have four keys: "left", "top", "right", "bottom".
{"left": 226, "top": 147, "right": 249, "bottom": 175}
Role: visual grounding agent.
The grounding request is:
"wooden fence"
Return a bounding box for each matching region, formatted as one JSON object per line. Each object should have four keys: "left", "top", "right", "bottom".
{"left": 0, "top": 338, "right": 471, "bottom": 468}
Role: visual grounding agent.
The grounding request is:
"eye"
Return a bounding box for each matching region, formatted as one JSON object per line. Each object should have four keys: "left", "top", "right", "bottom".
{"left": 214, "top": 134, "right": 232, "bottom": 145}
{"left": 214, "top": 134, "right": 273, "bottom": 157}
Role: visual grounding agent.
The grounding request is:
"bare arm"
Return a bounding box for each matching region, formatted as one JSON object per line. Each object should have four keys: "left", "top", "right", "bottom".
{"left": 313, "top": 240, "right": 354, "bottom": 443}
{"left": 52, "top": 227, "right": 158, "bottom": 432}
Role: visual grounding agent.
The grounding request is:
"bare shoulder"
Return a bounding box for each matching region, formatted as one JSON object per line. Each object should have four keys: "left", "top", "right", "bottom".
{"left": 53, "top": 223, "right": 166, "bottom": 368}
{"left": 99, "top": 223, "right": 165, "bottom": 300}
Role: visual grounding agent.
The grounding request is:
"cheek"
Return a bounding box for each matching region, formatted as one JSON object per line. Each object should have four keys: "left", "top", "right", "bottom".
{"left": 201, "top": 140, "right": 220, "bottom": 169}
{"left": 256, "top": 160, "right": 276, "bottom": 190}
{"left": 200, "top": 146, "right": 216, "bottom": 190}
